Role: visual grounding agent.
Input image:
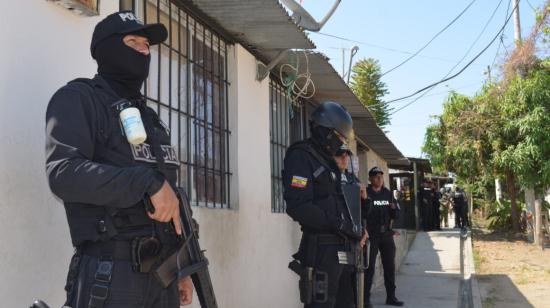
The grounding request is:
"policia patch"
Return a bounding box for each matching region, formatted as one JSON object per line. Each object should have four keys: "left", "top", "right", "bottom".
{"left": 130, "top": 143, "right": 180, "bottom": 166}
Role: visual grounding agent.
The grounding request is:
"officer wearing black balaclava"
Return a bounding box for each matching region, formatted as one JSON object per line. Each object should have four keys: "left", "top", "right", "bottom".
{"left": 284, "top": 101, "right": 363, "bottom": 308}
{"left": 45, "top": 11, "right": 192, "bottom": 308}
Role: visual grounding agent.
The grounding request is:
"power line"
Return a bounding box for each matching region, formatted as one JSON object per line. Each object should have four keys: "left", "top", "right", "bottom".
{"left": 389, "top": 0, "right": 506, "bottom": 116}
{"left": 525, "top": 0, "right": 537, "bottom": 11}
{"left": 381, "top": 0, "right": 478, "bottom": 76}
{"left": 492, "top": 0, "right": 512, "bottom": 67}
{"left": 369, "top": 0, "right": 504, "bottom": 113}
{"left": 312, "top": 32, "right": 486, "bottom": 67}
{"left": 384, "top": 0, "right": 519, "bottom": 106}
{"left": 407, "top": 82, "right": 481, "bottom": 99}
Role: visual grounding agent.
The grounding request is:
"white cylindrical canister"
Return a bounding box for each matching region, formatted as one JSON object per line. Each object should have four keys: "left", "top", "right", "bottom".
{"left": 119, "top": 107, "right": 147, "bottom": 144}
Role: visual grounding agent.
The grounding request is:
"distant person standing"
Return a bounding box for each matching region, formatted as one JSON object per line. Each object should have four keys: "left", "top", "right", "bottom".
{"left": 420, "top": 180, "right": 434, "bottom": 231}
{"left": 432, "top": 182, "right": 442, "bottom": 230}
{"left": 439, "top": 188, "right": 452, "bottom": 228}
{"left": 452, "top": 187, "right": 468, "bottom": 228}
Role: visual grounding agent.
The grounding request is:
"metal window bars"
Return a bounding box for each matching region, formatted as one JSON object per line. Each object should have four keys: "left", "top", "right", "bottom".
{"left": 131, "top": 0, "right": 231, "bottom": 209}
{"left": 269, "top": 80, "right": 309, "bottom": 213}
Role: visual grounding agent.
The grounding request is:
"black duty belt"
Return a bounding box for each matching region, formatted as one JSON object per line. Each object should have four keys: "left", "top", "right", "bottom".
{"left": 82, "top": 241, "right": 133, "bottom": 261}
{"left": 369, "top": 225, "right": 392, "bottom": 236}
{"left": 313, "top": 234, "right": 347, "bottom": 246}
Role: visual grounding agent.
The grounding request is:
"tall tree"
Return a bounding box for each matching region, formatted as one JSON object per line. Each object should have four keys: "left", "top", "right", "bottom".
{"left": 422, "top": 62, "right": 550, "bottom": 232}
{"left": 349, "top": 58, "right": 393, "bottom": 130}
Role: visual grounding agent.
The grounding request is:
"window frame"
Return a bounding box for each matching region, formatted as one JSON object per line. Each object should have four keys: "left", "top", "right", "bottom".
{"left": 128, "top": 0, "right": 232, "bottom": 209}
{"left": 269, "top": 79, "right": 313, "bottom": 213}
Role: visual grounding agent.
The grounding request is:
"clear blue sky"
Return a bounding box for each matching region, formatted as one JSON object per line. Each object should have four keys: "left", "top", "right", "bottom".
{"left": 297, "top": 0, "right": 545, "bottom": 158}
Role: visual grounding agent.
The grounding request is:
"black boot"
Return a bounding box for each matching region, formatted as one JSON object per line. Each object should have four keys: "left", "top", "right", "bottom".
{"left": 386, "top": 296, "right": 404, "bottom": 306}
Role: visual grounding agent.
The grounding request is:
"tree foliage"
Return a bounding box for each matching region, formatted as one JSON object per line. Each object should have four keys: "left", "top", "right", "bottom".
{"left": 422, "top": 4, "right": 550, "bottom": 232}
{"left": 422, "top": 61, "right": 550, "bottom": 231}
{"left": 350, "top": 58, "right": 393, "bottom": 130}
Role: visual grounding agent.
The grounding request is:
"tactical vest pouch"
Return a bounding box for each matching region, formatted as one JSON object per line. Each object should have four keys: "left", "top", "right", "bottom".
{"left": 313, "top": 269, "right": 329, "bottom": 303}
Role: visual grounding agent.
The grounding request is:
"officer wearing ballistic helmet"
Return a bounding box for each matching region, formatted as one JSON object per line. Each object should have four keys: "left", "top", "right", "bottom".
{"left": 284, "top": 101, "right": 363, "bottom": 308}
{"left": 45, "top": 11, "right": 193, "bottom": 307}
{"left": 363, "top": 167, "right": 403, "bottom": 307}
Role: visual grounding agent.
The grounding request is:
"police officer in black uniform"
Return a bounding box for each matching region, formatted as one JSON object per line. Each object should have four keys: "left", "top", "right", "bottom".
{"left": 363, "top": 167, "right": 404, "bottom": 307}
{"left": 452, "top": 187, "right": 469, "bottom": 229}
{"left": 420, "top": 180, "right": 435, "bottom": 231}
{"left": 45, "top": 11, "right": 192, "bottom": 308}
{"left": 284, "top": 101, "right": 363, "bottom": 308}
{"left": 432, "top": 182, "right": 442, "bottom": 231}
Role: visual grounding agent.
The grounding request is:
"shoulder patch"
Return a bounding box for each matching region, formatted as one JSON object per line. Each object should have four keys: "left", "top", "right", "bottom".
{"left": 291, "top": 175, "right": 308, "bottom": 188}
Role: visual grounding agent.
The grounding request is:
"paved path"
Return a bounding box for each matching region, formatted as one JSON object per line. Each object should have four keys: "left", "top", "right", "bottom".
{"left": 370, "top": 230, "right": 462, "bottom": 308}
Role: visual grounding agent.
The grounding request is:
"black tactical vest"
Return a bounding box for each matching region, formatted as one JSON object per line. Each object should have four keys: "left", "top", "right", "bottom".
{"left": 285, "top": 140, "right": 348, "bottom": 233}
{"left": 63, "top": 77, "right": 179, "bottom": 246}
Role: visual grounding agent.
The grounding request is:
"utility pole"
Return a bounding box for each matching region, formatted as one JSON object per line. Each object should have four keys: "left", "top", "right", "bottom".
{"left": 512, "top": 0, "right": 542, "bottom": 247}
{"left": 513, "top": 0, "right": 522, "bottom": 43}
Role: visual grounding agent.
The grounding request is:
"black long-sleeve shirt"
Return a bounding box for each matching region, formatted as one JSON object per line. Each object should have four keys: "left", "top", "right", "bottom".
{"left": 45, "top": 76, "right": 180, "bottom": 245}
{"left": 283, "top": 140, "right": 349, "bottom": 232}
{"left": 45, "top": 76, "right": 166, "bottom": 208}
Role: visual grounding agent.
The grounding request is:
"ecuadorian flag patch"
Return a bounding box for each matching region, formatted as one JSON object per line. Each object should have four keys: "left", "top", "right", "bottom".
{"left": 291, "top": 176, "right": 308, "bottom": 188}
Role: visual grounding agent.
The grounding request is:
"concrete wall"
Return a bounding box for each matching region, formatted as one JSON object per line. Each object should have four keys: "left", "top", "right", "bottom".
{"left": 187, "top": 45, "right": 302, "bottom": 308}
{"left": 365, "top": 148, "right": 390, "bottom": 186}
{"left": 0, "top": 2, "right": 303, "bottom": 306}
{"left": 0, "top": 2, "right": 410, "bottom": 307}
{"left": 0, "top": 1, "right": 119, "bottom": 307}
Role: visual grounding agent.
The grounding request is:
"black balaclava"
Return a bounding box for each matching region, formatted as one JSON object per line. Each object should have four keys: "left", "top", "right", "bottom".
{"left": 311, "top": 124, "right": 345, "bottom": 156}
{"left": 94, "top": 34, "right": 151, "bottom": 99}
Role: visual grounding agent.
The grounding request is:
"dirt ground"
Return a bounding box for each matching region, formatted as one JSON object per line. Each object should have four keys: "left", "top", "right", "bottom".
{"left": 472, "top": 217, "right": 550, "bottom": 308}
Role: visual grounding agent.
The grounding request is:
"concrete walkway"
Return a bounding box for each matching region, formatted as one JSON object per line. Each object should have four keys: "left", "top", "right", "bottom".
{"left": 370, "top": 230, "right": 463, "bottom": 308}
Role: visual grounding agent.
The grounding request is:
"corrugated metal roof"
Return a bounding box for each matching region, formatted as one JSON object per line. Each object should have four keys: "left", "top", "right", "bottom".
{"left": 279, "top": 51, "right": 407, "bottom": 164}
{"left": 185, "top": 2, "right": 405, "bottom": 164}
{"left": 389, "top": 157, "right": 432, "bottom": 173}
{"left": 186, "top": 0, "right": 315, "bottom": 53}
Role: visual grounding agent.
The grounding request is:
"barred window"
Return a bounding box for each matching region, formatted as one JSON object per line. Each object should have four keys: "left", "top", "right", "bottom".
{"left": 269, "top": 80, "right": 310, "bottom": 213}
{"left": 130, "top": 0, "right": 231, "bottom": 208}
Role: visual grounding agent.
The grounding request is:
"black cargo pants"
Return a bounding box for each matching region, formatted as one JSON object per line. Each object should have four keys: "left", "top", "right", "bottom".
{"left": 66, "top": 254, "right": 179, "bottom": 308}
{"left": 364, "top": 234, "right": 397, "bottom": 304}
{"left": 304, "top": 244, "right": 356, "bottom": 308}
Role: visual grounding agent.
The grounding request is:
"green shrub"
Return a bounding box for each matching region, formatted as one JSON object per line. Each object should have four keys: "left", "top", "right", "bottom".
{"left": 487, "top": 199, "right": 525, "bottom": 231}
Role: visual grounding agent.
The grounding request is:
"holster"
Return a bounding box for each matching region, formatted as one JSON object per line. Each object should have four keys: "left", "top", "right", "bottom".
{"left": 288, "top": 260, "right": 329, "bottom": 304}
{"left": 63, "top": 249, "right": 82, "bottom": 306}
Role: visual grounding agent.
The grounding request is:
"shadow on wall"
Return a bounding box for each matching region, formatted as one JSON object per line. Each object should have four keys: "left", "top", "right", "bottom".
{"left": 477, "top": 274, "right": 535, "bottom": 308}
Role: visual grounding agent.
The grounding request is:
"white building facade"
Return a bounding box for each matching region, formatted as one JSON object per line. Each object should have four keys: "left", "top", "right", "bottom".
{"left": 0, "top": 1, "right": 408, "bottom": 307}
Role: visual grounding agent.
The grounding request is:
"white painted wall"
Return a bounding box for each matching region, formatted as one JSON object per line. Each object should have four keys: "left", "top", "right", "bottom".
{"left": 0, "top": 2, "right": 303, "bottom": 306}
{"left": 364, "top": 148, "right": 391, "bottom": 186}
{"left": 187, "top": 45, "right": 302, "bottom": 308}
{"left": 0, "top": 2, "right": 408, "bottom": 308}
{"left": 0, "top": 1, "right": 119, "bottom": 307}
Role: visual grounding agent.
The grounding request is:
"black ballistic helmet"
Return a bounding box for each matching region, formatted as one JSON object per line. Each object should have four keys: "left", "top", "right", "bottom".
{"left": 310, "top": 101, "right": 353, "bottom": 139}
